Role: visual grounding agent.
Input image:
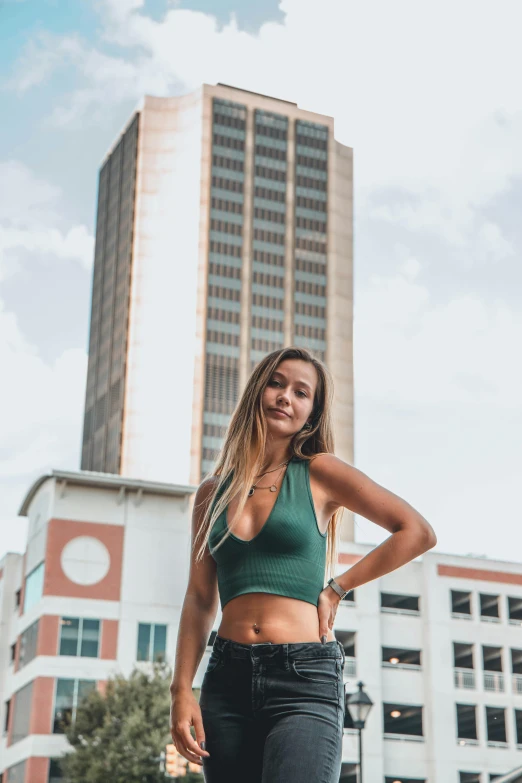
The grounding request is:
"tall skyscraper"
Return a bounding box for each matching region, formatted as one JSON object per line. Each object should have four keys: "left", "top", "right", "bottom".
{"left": 81, "top": 83, "right": 353, "bottom": 534}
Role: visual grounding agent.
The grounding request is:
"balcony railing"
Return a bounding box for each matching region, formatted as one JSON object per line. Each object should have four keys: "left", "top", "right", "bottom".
{"left": 383, "top": 733, "right": 424, "bottom": 743}
{"left": 487, "top": 740, "right": 508, "bottom": 748}
{"left": 484, "top": 672, "right": 505, "bottom": 692}
{"left": 512, "top": 674, "right": 522, "bottom": 694}
{"left": 457, "top": 737, "right": 479, "bottom": 746}
{"left": 480, "top": 614, "right": 501, "bottom": 623}
{"left": 451, "top": 611, "right": 473, "bottom": 620}
{"left": 381, "top": 607, "right": 420, "bottom": 617}
{"left": 343, "top": 656, "right": 356, "bottom": 678}
{"left": 383, "top": 662, "right": 422, "bottom": 671}
{"left": 508, "top": 618, "right": 522, "bottom": 626}
{"left": 454, "top": 668, "right": 476, "bottom": 689}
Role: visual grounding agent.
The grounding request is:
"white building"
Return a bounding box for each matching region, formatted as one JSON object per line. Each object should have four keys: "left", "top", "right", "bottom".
{"left": 1, "top": 470, "right": 521, "bottom": 783}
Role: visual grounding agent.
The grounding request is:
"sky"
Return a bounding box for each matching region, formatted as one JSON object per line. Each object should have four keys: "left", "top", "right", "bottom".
{"left": 1, "top": 0, "right": 521, "bottom": 564}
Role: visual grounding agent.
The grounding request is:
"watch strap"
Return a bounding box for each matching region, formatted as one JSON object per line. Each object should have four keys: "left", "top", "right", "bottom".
{"left": 327, "top": 577, "right": 349, "bottom": 600}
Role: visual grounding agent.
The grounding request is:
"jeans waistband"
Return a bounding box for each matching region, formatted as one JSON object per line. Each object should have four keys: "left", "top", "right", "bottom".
{"left": 214, "top": 634, "right": 345, "bottom": 664}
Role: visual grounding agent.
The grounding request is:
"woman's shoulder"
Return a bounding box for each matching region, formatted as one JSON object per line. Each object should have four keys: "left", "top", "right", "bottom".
{"left": 298, "top": 451, "right": 338, "bottom": 467}
{"left": 194, "top": 474, "right": 221, "bottom": 506}
{"left": 306, "top": 452, "right": 348, "bottom": 478}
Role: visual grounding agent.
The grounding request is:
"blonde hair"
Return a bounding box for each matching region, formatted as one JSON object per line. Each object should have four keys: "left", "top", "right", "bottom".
{"left": 193, "top": 347, "right": 344, "bottom": 583}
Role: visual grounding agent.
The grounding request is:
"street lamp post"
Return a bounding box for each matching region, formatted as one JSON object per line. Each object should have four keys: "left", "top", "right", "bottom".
{"left": 346, "top": 681, "right": 373, "bottom": 783}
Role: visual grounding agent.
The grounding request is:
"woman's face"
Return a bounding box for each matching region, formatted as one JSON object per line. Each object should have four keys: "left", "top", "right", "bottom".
{"left": 261, "top": 359, "right": 318, "bottom": 436}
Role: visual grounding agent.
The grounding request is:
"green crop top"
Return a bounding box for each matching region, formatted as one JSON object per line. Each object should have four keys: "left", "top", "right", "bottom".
{"left": 208, "top": 456, "right": 327, "bottom": 611}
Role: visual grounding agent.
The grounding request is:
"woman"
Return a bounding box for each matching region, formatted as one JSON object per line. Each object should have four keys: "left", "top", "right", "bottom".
{"left": 170, "top": 347, "right": 436, "bottom": 782}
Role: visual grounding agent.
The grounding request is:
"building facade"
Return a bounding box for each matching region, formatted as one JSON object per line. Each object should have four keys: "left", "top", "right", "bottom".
{"left": 0, "top": 471, "right": 196, "bottom": 783}
{"left": 79, "top": 83, "right": 354, "bottom": 538}
{"left": 3, "top": 473, "right": 521, "bottom": 783}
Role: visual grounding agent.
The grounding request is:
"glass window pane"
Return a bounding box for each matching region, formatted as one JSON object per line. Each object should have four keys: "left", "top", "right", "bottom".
{"left": 137, "top": 624, "right": 151, "bottom": 661}
{"left": 11, "top": 683, "right": 33, "bottom": 744}
{"left": 54, "top": 679, "right": 75, "bottom": 734}
{"left": 152, "top": 625, "right": 167, "bottom": 663}
{"left": 59, "top": 618, "right": 80, "bottom": 656}
{"left": 80, "top": 620, "right": 100, "bottom": 658}
{"left": 6, "top": 761, "right": 26, "bottom": 783}
{"left": 19, "top": 620, "right": 39, "bottom": 669}
{"left": 23, "top": 562, "right": 45, "bottom": 613}
{"left": 77, "top": 680, "right": 96, "bottom": 710}
{"left": 49, "top": 758, "right": 64, "bottom": 782}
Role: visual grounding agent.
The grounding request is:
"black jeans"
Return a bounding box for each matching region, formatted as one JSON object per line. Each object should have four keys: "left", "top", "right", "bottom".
{"left": 199, "top": 634, "right": 346, "bottom": 783}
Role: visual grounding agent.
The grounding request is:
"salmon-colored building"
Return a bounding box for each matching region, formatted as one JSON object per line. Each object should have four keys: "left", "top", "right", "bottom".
{"left": 0, "top": 470, "right": 196, "bottom": 783}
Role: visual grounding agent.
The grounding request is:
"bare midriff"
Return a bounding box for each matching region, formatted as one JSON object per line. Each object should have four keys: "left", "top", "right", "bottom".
{"left": 217, "top": 592, "right": 336, "bottom": 645}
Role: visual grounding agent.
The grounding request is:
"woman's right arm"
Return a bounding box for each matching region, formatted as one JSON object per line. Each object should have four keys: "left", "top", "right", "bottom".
{"left": 169, "top": 477, "right": 219, "bottom": 765}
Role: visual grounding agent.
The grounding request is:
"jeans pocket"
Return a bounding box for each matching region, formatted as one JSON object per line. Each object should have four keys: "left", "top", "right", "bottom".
{"left": 291, "top": 656, "right": 341, "bottom": 685}
{"left": 206, "top": 647, "right": 225, "bottom": 674}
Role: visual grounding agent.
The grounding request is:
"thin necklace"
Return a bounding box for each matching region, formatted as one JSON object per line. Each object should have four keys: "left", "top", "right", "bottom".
{"left": 248, "top": 461, "right": 289, "bottom": 497}
{"left": 254, "top": 459, "right": 289, "bottom": 479}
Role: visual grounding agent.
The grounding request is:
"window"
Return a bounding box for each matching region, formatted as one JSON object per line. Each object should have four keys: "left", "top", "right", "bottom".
{"left": 507, "top": 596, "right": 522, "bottom": 624}
{"left": 11, "top": 682, "right": 33, "bottom": 744}
{"left": 456, "top": 704, "right": 478, "bottom": 742}
{"left": 480, "top": 593, "right": 500, "bottom": 621}
{"left": 451, "top": 590, "right": 472, "bottom": 617}
{"left": 381, "top": 592, "right": 420, "bottom": 614}
{"left": 137, "top": 623, "right": 167, "bottom": 663}
{"left": 486, "top": 706, "right": 507, "bottom": 744}
{"left": 453, "top": 643, "right": 475, "bottom": 689}
{"left": 53, "top": 679, "right": 96, "bottom": 734}
{"left": 14, "top": 589, "right": 21, "bottom": 610}
{"left": 343, "top": 705, "right": 355, "bottom": 730}
{"left": 59, "top": 617, "right": 100, "bottom": 657}
{"left": 454, "top": 642, "right": 474, "bottom": 669}
{"left": 512, "top": 649, "right": 522, "bottom": 675}
{"left": 19, "top": 620, "right": 39, "bottom": 669}
{"left": 382, "top": 647, "right": 421, "bottom": 668}
{"left": 482, "top": 646, "right": 504, "bottom": 692}
{"left": 515, "top": 709, "right": 522, "bottom": 745}
{"left": 3, "top": 699, "right": 10, "bottom": 734}
{"left": 385, "top": 779, "right": 426, "bottom": 783}
{"left": 341, "top": 589, "right": 355, "bottom": 604}
{"left": 23, "top": 562, "right": 45, "bottom": 613}
{"left": 383, "top": 703, "right": 423, "bottom": 737}
{"left": 10, "top": 643, "right": 16, "bottom": 664}
{"left": 482, "top": 646, "right": 503, "bottom": 671}
{"left": 48, "top": 758, "right": 65, "bottom": 782}
{"left": 459, "top": 774, "right": 480, "bottom": 783}
{"left": 6, "top": 761, "right": 26, "bottom": 783}
{"left": 337, "top": 631, "right": 355, "bottom": 658}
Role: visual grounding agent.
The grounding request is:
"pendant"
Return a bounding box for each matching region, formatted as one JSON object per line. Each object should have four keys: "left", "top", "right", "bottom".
{"left": 248, "top": 487, "right": 255, "bottom": 497}
{"left": 270, "top": 484, "right": 277, "bottom": 492}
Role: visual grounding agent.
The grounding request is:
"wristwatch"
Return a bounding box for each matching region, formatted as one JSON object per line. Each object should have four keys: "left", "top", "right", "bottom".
{"left": 326, "top": 577, "right": 350, "bottom": 601}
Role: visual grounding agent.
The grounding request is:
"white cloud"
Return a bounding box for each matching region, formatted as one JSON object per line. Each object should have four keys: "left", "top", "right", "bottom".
{"left": 8, "top": 0, "right": 522, "bottom": 258}
{"left": 355, "top": 264, "right": 521, "bottom": 408}
{"left": 0, "top": 162, "right": 91, "bottom": 551}
{"left": 0, "top": 297, "right": 87, "bottom": 542}
{"left": 0, "top": 161, "right": 94, "bottom": 281}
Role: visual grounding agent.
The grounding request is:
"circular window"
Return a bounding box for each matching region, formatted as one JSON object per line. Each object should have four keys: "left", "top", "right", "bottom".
{"left": 60, "top": 536, "right": 111, "bottom": 586}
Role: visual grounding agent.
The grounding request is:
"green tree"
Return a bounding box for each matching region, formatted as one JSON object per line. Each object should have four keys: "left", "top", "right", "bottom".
{"left": 60, "top": 663, "right": 202, "bottom": 783}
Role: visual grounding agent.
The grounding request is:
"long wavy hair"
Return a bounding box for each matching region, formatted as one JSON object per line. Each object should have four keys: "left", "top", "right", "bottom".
{"left": 193, "top": 347, "right": 344, "bottom": 583}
